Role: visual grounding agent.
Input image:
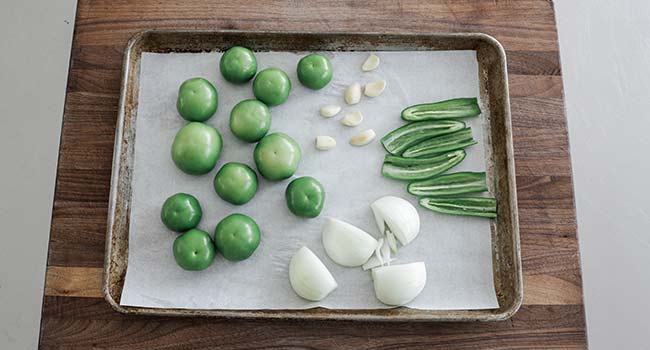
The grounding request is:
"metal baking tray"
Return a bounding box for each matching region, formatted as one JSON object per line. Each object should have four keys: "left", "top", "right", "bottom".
{"left": 104, "top": 30, "right": 521, "bottom": 321}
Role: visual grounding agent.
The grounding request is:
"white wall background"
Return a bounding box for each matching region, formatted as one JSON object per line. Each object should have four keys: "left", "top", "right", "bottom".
{"left": 0, "top": 1, "right": 76, "bottom": 349}
{"left": 555, "top": 0, "right": 650, "bottom": 348}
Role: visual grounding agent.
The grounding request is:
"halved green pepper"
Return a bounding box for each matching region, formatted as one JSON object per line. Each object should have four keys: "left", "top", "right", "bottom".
{"left": 401, "top": 97, "right": 481, "bottom": 121}
{"left": 381, "top": 150, "right": 465, "bottom": 181}
{"left": 419, "top": 196, "right": 496, "bottom": 218}
{"left": 381, "top": 120, "right": 465, "bottom": 155}
{"left": 408, "top": 172, "right": 487, "bottom": 197}
{"left": 402, "top": 127, "right": 477, "bottom": 158}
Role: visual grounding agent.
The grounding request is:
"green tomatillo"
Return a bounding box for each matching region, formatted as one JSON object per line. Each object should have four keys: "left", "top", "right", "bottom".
{"left": 285, "top": 176, "right": 325, "bottom": 218}
{"left": 173, "top": 228, "right": 216, "bottom": 271}
{"left": 253, "top": 132, "right": 301, "bottom": 181}
{"left": 213, "top": 162, "right": 258, "bottom": 205}
{"left": 297, "top": 53, "right": 333, "bottom": 90}
{"left": 171, "top": 122, "right": 222, "bottom": 175}
{"left": 252, "top": 67, "right": 291, "bottom": 106}
{"left": 220, "top": 46, "right": 257, "bottom": 84}
{"left": 214, "top": 213, "right": 261, "bottom": 261}
{"left": 176, "top": 77, "right": 218, "bottom": 122}
{"left": 160, "top": 193, "right": 202, "bottom": 232}
{"left": 229, "top": 99, "right": 271, "bottom": 143}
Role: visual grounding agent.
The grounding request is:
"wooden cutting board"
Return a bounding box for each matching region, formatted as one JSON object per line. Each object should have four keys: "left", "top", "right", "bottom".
{"left": 40, "top": 1, "right": 586, "bottom": 349}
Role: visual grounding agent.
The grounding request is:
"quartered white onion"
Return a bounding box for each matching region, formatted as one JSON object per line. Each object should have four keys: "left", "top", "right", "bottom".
{"left": 322, "top": 218, "right": 378, "bottom": 267}
{"left": 371, "top": 262, "right": 427, "bottom": 306}
{"left": 370, "top": 196, "right": 420, "bottom": 246}
{"left": 289, "top": 247, "right": 338, "bottom": 301}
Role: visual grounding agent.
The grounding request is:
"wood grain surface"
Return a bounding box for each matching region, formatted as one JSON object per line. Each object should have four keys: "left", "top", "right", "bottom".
{"left": 40, "top": 0, "right": 587, "bottom": 349}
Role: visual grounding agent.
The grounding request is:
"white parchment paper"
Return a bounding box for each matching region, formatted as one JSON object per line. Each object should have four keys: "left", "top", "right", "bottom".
{"left": 120, "top": 50, "right": 499, "bottom": 310}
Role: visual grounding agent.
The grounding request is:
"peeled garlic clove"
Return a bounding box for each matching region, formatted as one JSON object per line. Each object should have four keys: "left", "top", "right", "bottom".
{"left": 341, "top": 111, "right": 363, "bottom": 127}
{"left": 371, "top": 196, "right": 420, "bottom": 246}
{"left": 322, "top": 218, "right": 378, "bottom": 267}
{"left": 362, "top": 256, "right": 396, "bottom": 271}
{"left": 372, "top": 262, "right": 427, "bottom": 306}
{"left": 364, "top": 80, "right": 386, "bottom": 97}
{"left": 289, "top": 247, "right": 338, "bottom": 301}
{"left": 315, "top": 136, "right": 336, "bottom": 151}
{"left": 362, "top": 54, "right": 380, "bottom": 72}
{"left": 320, "top": 105, "right": 341, "bottom": 118}
{"left": 344, "top": 82, "right": 361, "bottom": 105}
{"left": 349, "top": 129, "right": 376, "bottom": 146}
